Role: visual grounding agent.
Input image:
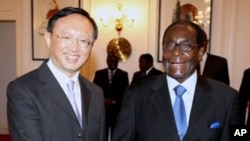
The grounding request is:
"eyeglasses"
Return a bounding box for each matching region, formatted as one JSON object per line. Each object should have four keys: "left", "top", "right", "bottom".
{"left": 163, "top": 41, "right": 198, "bottom": 52}
{"left": 52, "top": 32, "right": 93, "bottom": 48}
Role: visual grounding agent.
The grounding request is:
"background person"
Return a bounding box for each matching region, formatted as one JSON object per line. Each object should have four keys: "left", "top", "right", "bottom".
{"left": 239, "top": 68, "right": 250, "bottom": 125}
{"left": 93, "top": 53, "right": 129, "bottom": 140}
{"left": 131, "top": 53, "right": 163, "bottom": 85}
{"left": 198, "top": 30, "right": 230, "bottom": 85}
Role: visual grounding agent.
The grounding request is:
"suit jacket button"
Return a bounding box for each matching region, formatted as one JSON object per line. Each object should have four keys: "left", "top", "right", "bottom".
{"left": 77, "top": 133, "right": 83, "bottom": 138}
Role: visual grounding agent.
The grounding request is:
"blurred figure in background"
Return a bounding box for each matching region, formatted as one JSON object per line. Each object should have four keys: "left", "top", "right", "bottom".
{"left": 93, "top": 53, "right": 129, "bottom": 141}
{"left": 239, "top": 68, "right": 250, "bottom": 125}
{"left": 198, "top": 30, "right": 230, "bottom": 85}
{"left": 131, "top": 53, "right": 163, "bottom": 85}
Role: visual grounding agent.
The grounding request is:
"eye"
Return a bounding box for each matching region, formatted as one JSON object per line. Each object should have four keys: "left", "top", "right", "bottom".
{"left": 166, "top": 42, "right": 176, "bottom": 49}
{"left": 61, "top": 35, "right": 72, "bottom": 41}
{"left": 180, "top": 42, "right": 190, "bottom": 49}
{"left": 168, "top": 42, "right": 175, "bottom": 47}
{"left": 79, "top": 38, "right": 89, "bottom": 43}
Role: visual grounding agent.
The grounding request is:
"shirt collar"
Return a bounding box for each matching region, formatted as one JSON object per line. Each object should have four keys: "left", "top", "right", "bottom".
{"left": 47, "top": 59, "right": 79, "bottom": 84}
{"left": 166, "top": 71, "right": 198, "bottom": 91}
{"left": 109, "top": 68, "right": 117, "bottom": 73}
{"left": 145, "top": 66, "right": 153, "bottom": 75}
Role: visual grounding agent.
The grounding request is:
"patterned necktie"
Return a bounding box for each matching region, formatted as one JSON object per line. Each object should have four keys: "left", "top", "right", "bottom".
{"left": 67, "top": 80, "right": 82, "bottom": 128}
{"left": 173, "top": 85, "right": 187, "bottom": 140}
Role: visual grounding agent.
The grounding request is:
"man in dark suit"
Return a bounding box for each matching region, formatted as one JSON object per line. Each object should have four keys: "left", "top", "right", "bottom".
{"left": 112, "top": 20, "right": 239, "bottom": 141}
{"left": 7, "top": 7, "right": 105, "bottom": 141}
{"left": 202, "top": 53, "right": 230, "bottom": 85}
{"left": 131, "top": 53, "right": 163, "bottom": 85}
{"left": 198, "top": 31, "right": 230, "bottom": 85}
{"left": 93, "top": 53, "right": 129, "bottom": 140}
{"left": 239, "top": 68, "right": 250, "bottom": 125}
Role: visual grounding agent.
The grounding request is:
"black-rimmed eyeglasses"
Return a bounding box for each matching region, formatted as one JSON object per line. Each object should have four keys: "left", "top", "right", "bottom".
{"left": 163, "top": 41, "right": 198, "bottom": 52}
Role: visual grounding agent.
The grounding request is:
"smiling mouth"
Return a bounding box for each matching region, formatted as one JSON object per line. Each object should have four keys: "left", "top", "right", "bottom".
{"left": 171, "top": 61, "right": 184, "bottom": 65}
{"left": 169, "top": 61, "right": 186, "bottom": 69}
{"left": 65, "top": 54, "right": 79, "bottom": 62}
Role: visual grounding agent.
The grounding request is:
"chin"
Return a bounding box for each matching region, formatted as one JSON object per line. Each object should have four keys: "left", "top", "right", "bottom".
{"left": 172, "top": 74, "right": 184, "bottom": 79}
{"left": 168, "top": 71, "right": 185, "bottom": 79}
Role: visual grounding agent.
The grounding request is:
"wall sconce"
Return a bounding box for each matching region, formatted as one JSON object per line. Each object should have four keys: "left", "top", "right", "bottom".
{"left": 100, "top": 3, "right": 135, "bottom": 37}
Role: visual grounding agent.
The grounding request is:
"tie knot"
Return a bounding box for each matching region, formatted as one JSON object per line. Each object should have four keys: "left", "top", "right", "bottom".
{"left": 67, "top": 80, "right": 74, "bottom": 92}
{"left": 174, "top": 85, "right": 186, "bottom": 97}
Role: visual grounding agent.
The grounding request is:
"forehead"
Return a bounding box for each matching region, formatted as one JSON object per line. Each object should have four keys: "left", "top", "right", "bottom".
{"left": 53, "top": 14, "right": 94, "bottom": 33}
{"left": 165, "top": 25, "right": 196, "bottom": 41}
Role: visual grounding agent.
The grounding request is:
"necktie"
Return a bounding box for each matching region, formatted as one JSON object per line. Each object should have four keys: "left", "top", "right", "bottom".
{"left": 67, "top": 80, "right": 82, "bottom": 128}
{"left": 173, "top": 85, "right": 187, "bottom": 140}
{"left": 109, "top": 70, "right": 115, "bottom": 84}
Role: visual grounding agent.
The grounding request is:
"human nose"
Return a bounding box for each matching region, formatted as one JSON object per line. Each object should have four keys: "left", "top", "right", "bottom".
{"left": 70, "top": 39, "right": 80, "bottom": 51}
{"left": 172, "top": 45, "right": 182, "bottom": 56}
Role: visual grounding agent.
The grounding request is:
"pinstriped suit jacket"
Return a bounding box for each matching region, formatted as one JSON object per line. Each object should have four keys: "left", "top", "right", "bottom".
{"left": 7, "top": 61, "right": 106, "bottom": 141}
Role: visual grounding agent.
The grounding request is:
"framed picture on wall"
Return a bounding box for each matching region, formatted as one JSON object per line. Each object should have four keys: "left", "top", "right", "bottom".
{"left": 31, "top": 0, "right": 81, "bottom": 60}
{"left": 157, "top": 0, "right": 212, "bottom": 62}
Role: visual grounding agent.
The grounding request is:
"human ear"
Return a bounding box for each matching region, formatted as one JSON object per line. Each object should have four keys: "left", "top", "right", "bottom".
{"left": 198, "top": 46, "right": 206, "bottom": 61}
{"left": 44, "top": 31, "right": 51, "bottom": 48}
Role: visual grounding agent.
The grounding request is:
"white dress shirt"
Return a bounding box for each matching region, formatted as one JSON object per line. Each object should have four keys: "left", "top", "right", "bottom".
{"left": 47, "top": 59, "right": 82, "bottom": 118}
{"left": 166, "top": 71, "right": 198, "bottom": 125}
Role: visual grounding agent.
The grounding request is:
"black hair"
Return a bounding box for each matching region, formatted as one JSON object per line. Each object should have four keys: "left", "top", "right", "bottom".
{"left": 140, "top": 53, "right": 153, "bottom": 62}
{"left": 162, "top": 20, "right": 206, "bottom": 48}
{"left": 47, "top": 7, "right": 98, "bottom": 40}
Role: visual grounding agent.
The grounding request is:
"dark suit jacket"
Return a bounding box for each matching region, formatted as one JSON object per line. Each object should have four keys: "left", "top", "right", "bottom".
{"left": 93, "top": 68, "right": 129, "bottom": 123}
{"left": 203, "top": 53, "right": 230, "bottom": 85}
{"left": 239, "top": 68, "right": 250, "bottom": 125}
{"left": 7, "top": 61, "right": 105, "bottom": 141}
{"left": 131, "top": 67, "right": 163, "bottom": 85}
{"left": 112, "top": 74, "right": 239, "bottom": 141}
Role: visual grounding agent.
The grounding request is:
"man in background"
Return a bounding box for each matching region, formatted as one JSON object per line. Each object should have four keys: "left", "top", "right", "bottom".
{"left": 93, "top": 53, "right": 129, "bottom": 141}
{"left": 198, "top": 31, "right": 230, "bottom": 85}
{"left": 131, "top": 53, "right": 163, "bottom": 85}
{"left": 239, "top": 68, "right": 250, "bottom": 125}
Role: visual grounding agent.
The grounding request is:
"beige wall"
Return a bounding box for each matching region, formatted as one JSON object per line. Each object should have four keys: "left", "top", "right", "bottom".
{"left": 1, "top": 0, "right": 250, "bottom": 133}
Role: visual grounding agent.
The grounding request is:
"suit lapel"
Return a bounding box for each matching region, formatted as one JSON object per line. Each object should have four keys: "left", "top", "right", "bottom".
{"left": 78, "top": 76, "right": 91, "bottom": 131}
{"left": 150, "top": 76, "right": 179, "bottom": 137}
{"left": 185, "top": 76, "right": 214, "bottom": 137}
{"left": 144, "top": 75, "right": 215, "bottom": 140}
{"left": 38, "top": 62, "right": 81, "bottom": 127}
{"left": 106, "top": 69, "right": 109, "bottom": 82}
{"left": 203, "top": 54, "right": 212, "bottom": 75}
